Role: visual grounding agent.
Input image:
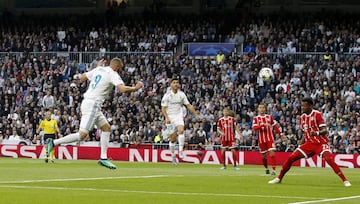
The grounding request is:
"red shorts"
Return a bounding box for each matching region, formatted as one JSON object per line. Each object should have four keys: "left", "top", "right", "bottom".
{"left": 297, "top": 142, "right": 331, "bottom": 158}
{"left": 259, "top": 141, "right": 276, "bottom": 153}
{"left": 221, "top": 140, "right": 236, "bottom": 149}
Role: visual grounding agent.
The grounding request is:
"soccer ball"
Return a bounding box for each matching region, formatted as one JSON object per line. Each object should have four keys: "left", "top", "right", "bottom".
{"left": 259, "top": 67, "right": 274, "bottom": 82}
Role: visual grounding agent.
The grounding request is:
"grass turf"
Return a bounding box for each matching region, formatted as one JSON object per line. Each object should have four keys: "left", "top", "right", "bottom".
{"left": 0, "top": 157, "right": 358, "bottom": 204}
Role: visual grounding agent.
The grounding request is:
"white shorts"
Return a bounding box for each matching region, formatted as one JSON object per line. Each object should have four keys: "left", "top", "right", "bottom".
{"left": 168, "top": 113, "right": 184, "bottom": 127}
{"left": 162, "top": 114, "right": 184, "bottom": 138}
{"left": 79, "top": 99, "right": 108, "bottom": 134}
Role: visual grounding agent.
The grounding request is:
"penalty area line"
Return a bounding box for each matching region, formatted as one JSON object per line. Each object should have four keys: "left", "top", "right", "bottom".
{"left": 0, "top": 185, "right": 325, "bottom": 200}
{"left": 289, "top": 195, "right": 360, "bottom": 204}
{"left": 0, "top": 175, "right": 173, "bottom": 184}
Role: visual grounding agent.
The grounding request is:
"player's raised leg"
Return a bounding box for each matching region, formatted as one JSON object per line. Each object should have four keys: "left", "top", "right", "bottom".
{"left": 48, "top": 110, "right": 89, "bottom": 164}
{"left": 269, "top": 150, "right": 303, "bottom": 184}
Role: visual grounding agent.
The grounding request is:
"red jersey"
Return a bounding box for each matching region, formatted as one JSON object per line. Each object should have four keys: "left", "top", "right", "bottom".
{"left": 300, "top": 110, "right": 328, "bottom": 144}
{"left": 252, "top": 114, "right": 281, "bottom": 144}
{"left": 217, "top": 116, "right": 236, "bottom": 141}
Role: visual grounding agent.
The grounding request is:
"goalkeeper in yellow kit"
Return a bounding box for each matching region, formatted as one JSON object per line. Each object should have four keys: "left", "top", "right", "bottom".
{"left": 36, "top": 111, "right": 61, "bottom": 163}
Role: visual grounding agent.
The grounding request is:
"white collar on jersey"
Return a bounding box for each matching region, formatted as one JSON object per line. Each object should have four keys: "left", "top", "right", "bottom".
{"left": 170, "top": 90, "right": 179, "bottom": 95}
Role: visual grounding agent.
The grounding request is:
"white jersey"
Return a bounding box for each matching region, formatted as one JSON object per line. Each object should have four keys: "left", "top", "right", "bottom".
{"left": 83, "top": 66, "right": 124, "bottom": 103}
{"left": 161, "top": 90, "right": 190, "bottom": 116}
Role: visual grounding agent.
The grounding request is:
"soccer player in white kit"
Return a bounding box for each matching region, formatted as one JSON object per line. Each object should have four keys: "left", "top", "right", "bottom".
{"left": 46, "top": 58, "right": 143, "bottom": 169}
{"left": 161, "top": 76, "right": 200, "bottom": 165}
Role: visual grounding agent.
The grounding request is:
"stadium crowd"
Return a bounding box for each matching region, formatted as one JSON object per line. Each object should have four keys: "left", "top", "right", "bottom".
{"left": 0, "top": 10, "right": 359, "bottom": 154}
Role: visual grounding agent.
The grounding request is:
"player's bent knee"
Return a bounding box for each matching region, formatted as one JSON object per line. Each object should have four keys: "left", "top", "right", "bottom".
{"left": 322, "top": 151, "right": 333, "bottom": 161}
{"left": 285, "top": 151, "right": 303, "bottom": 163}
{"left": 100, "top": 123, "right": 111, "bottom": 132}
{"left": 79, "top": 131, "right": 89, "bottom": 140}
{"left": 169, "top": 133, "right": 177, "bottom": 141}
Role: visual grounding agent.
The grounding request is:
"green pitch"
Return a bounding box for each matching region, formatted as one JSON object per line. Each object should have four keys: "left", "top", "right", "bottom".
{"left": 0, "top": 158, "right": 358, "bottom": 204}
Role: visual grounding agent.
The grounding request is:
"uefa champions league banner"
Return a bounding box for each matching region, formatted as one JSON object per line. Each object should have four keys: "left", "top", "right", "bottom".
{"left": 1, "top": 145, "right": 359, "bottom": 168}
{"left": 188, "top": 43, "right": 235, "bottom": 56}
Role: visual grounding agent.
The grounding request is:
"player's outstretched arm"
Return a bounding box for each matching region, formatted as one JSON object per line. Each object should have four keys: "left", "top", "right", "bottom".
{"left": 97, "top": 59, "right": 105, "bottom": 67}
{"left": 186, "top": 104, "right": 201, "bottom": 120}
{"left": 117, "top": 81, "right": 143, "bottom": 93}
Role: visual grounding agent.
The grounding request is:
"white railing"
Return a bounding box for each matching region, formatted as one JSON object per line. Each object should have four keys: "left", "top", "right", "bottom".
{"left": 2, "top": 51, "right": 358, "bottom": 65}
{"left": 0, "top": 51, "right": 174, "bottom": 64}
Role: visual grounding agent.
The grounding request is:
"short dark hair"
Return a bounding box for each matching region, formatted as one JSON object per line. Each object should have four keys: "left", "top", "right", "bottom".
{"left": 302, "top": 97, "right": 314, "bottom": 106}
{"left": 171, "top": 75, "right": 180, "bottom": 82}
{"left": 258, "top": 102, "right": 266, "bottom": 107}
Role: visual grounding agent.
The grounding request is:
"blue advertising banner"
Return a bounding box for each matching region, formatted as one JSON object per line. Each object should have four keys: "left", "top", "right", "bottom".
{"left": 188, "top": 43, "right": 235, "bottom": 56}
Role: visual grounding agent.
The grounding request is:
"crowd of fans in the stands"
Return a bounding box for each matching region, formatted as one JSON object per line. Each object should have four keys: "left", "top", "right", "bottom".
{"left": 0, "top": 9, "right": 359, "bottom": 154}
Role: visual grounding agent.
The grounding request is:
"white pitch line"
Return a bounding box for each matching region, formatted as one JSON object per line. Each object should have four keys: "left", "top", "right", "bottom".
{"left": 0, "top": 185, "right": 324, "bottom": 200}
{"left": 289, "top": 195, "right": 360, "bottom": 204}
{"left": 0, "top": 175, "right": 171, "bottom": 184}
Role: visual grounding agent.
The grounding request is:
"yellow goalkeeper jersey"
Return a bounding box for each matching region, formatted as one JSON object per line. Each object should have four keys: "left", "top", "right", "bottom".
{"left": 39, "top": 119, "right": 58, "bottom": 134}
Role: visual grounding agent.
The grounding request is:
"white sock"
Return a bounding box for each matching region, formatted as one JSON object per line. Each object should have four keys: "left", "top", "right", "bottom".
{"left": 178, "top": 134, "right": 184, "bottom": 151}
{"left": 100, "top": 132, "right": 110, "bottom": 159}
{"left": 54, "top": 133, "right": 80, "bottom": 146}
{"left": 169, "top": 141, "right": 175, "bottom": 157}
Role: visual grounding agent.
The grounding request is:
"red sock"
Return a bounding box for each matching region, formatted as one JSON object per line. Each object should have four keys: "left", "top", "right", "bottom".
{"left": 278, "top": 151, "right": 303, "bottom": 180}
{"left": 262, "top": 158, "right": 268, "bottom": 169}
{"left": 323, "top": 152, "right": 348, "bottom": 182}
{"left": 222, "top": 151, "right": 226, "bottom": 166}
{"left": 270, "top": 155, "right": 276, "bottom": 171}
{"left": 233, "top": 152, "right": 237, "bottom": 167}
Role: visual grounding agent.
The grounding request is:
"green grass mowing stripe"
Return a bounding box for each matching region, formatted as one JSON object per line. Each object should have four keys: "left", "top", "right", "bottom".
{"left": 0, "top": 158, "right": 358, "bottom": 204}
{"left": 289, "top": 195, "right": 360, "bottom": 204}
{"left": 0, "top": 175, "right": 172, "bottom": 184}
{"left": 0, "top": 184, "right": 325, "bottom": 200}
